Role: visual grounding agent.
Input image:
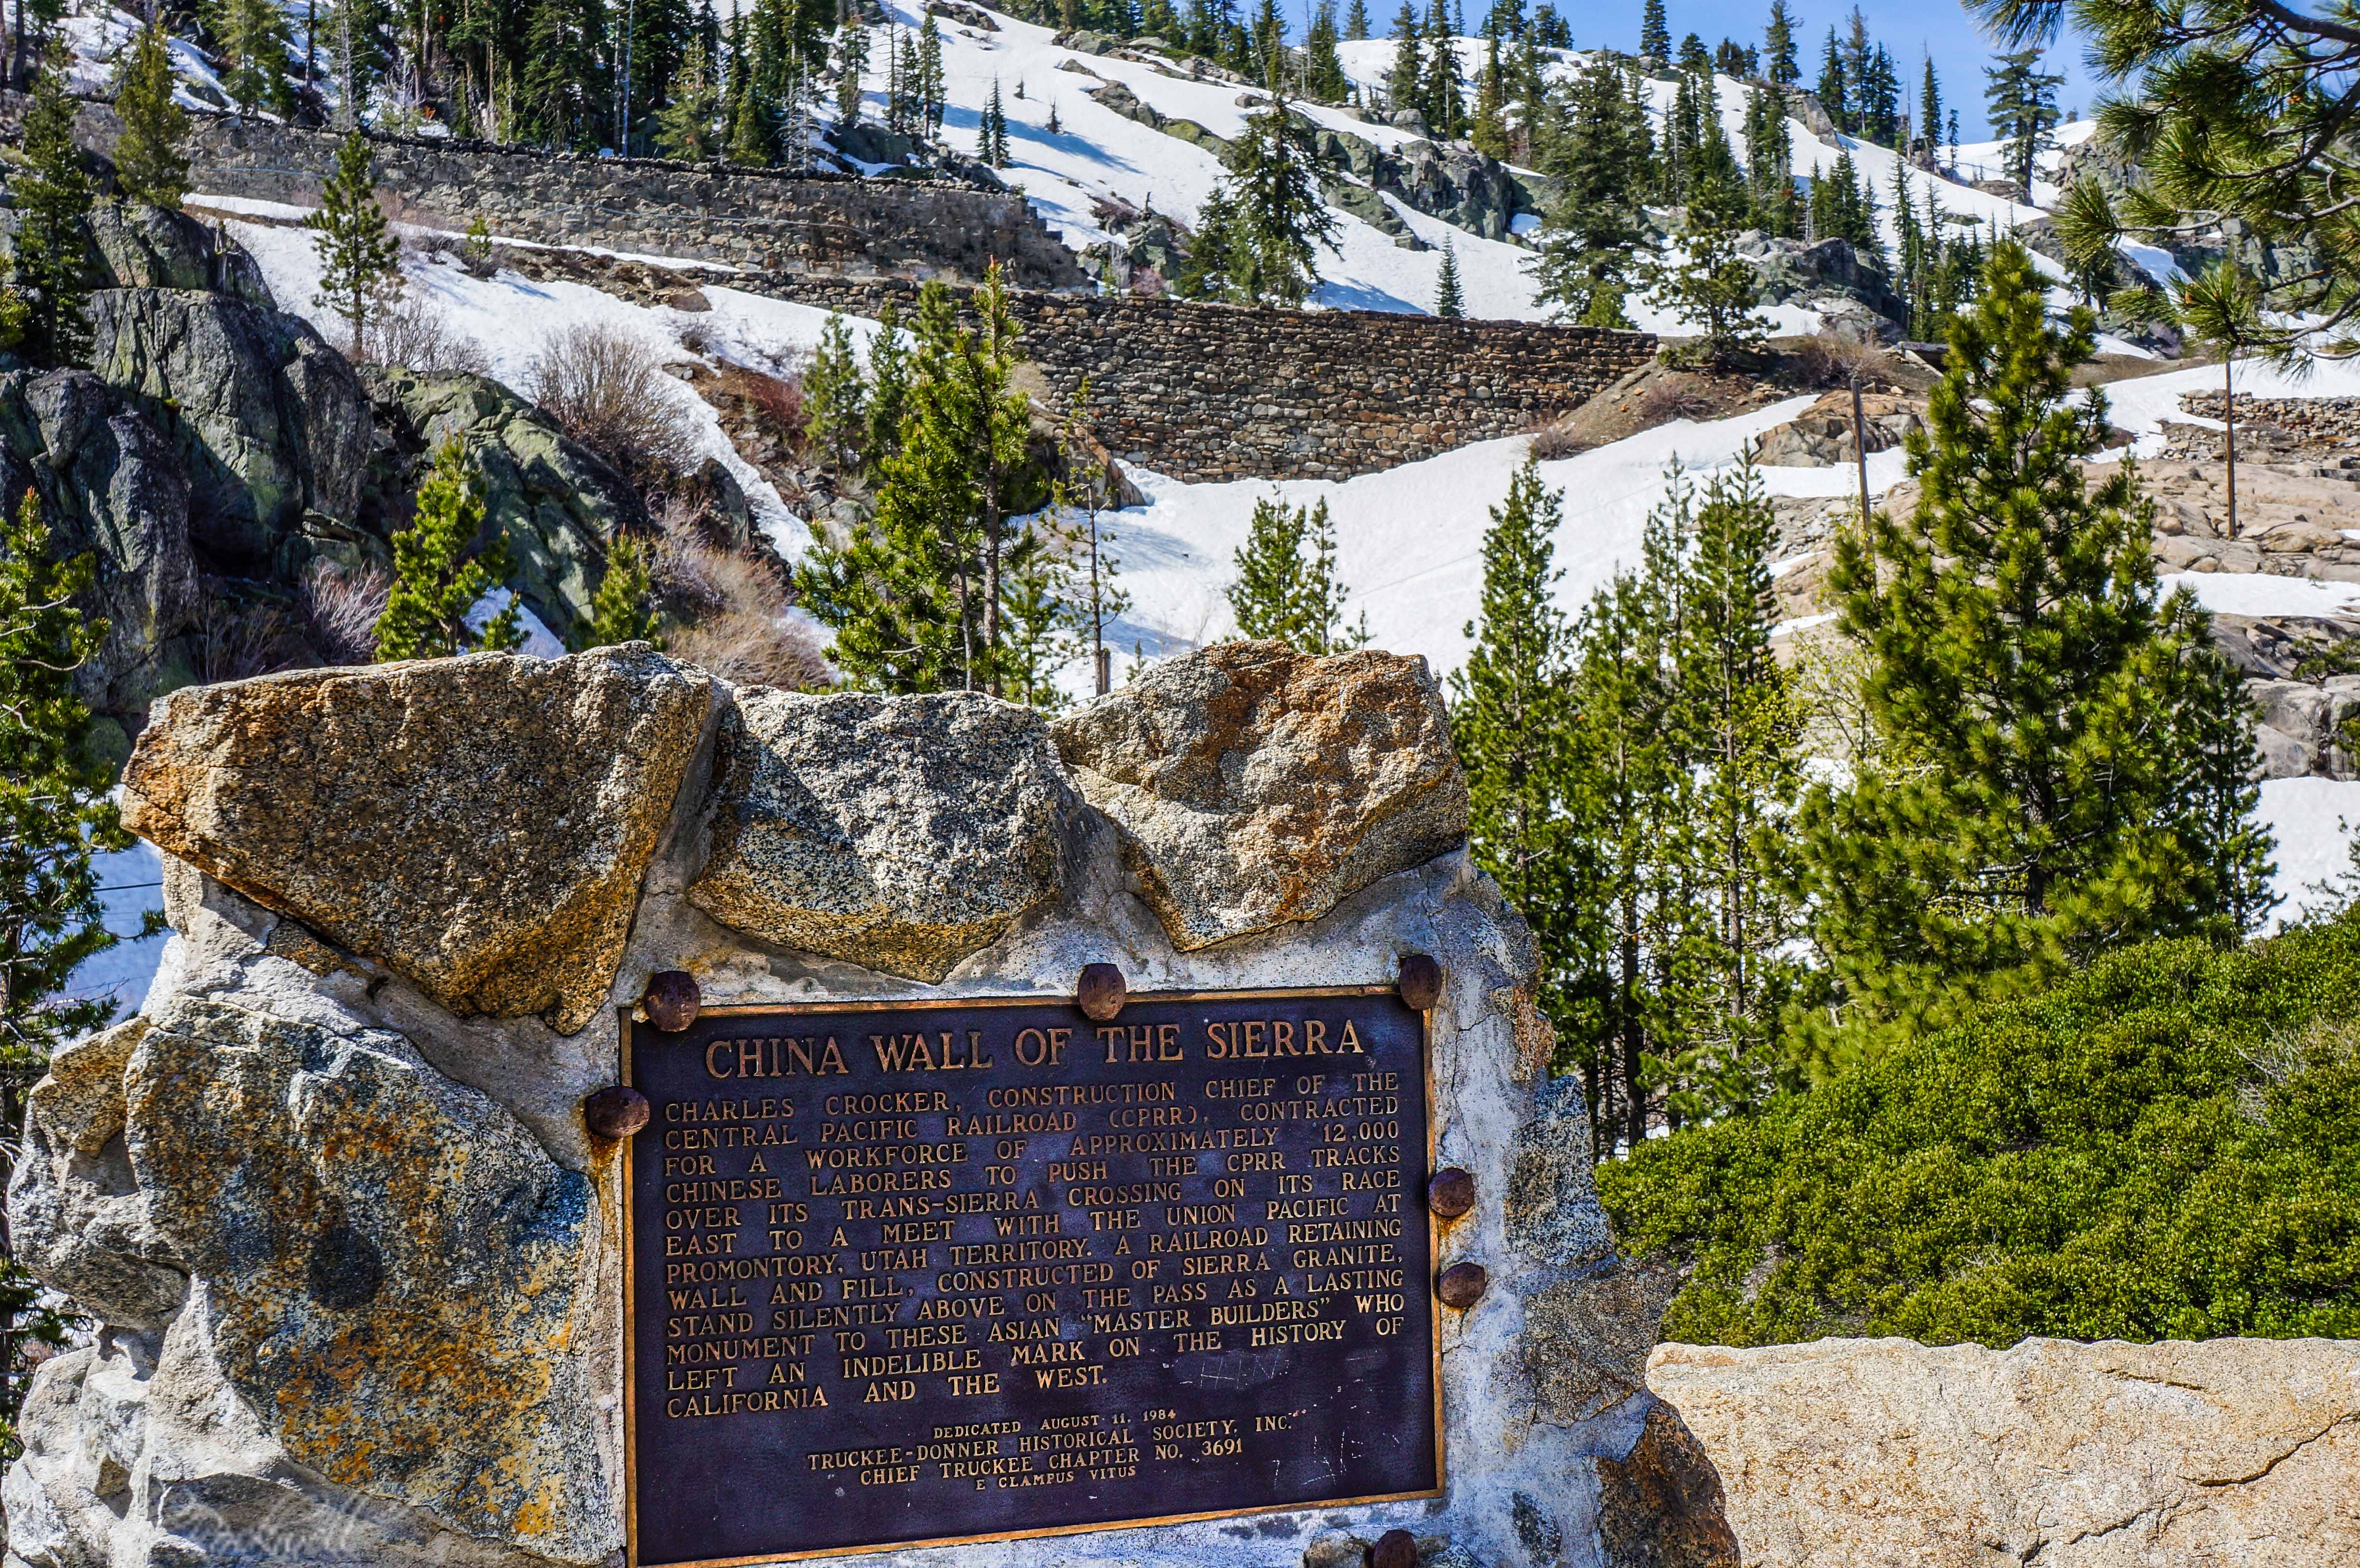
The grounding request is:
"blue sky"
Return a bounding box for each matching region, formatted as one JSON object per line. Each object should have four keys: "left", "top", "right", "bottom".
{"left": 1575, "top": 0, "right": 2102, "bottom": 139}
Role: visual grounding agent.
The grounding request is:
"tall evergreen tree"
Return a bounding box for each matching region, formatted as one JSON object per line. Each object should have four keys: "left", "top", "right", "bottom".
{"left": 1795, "top": 241, "right": 2274, "bottom": 1034}
{"left": 214, "top": 0, "right": 300, "bottom": 115}
{"left": 375, "top": 440, "right": 524, "bottom": 659}
{"left": 113, "top": 24, "right": 191, "bottom": 210}
{"left": 1200, "top": 93, "right": 1340, "bottom": 307}
{"left": 1419, "top": 0, "right": 1464, "bottom": 136}
{"left": 1345, "top": 0, "right": 1368, "bottom": 40}
{"left": 1742, "top": 81, "right": 1797, "bottom": 235}
{"left": 1385, "top": 1, "right": 1421, "bottom": 113}
{"left": 835, "top": 17, "right": 868, "bottom": 126}
{"left": 2168, "top": 258, "right": 2268, "bottom": 542}
{"left": 1305, "top": 1, "right": 1347, "bottom": 101}
{"left": 1434, "top": 238, "right": 1463, "bottom": 317}
{"left": 0, "top": 486, "right": 140, "bottom": 1448}
{"left": 1808, "top": 147, "right": 1880, "bottom": 264}
{"left": 1450, "top": 459, "right": 1583, "bottom": 1065}
{"left": 1983, "top": 47, "right": 2060, "bottom": 193}
{"left": 1815, "top": 26, "right": 1845, "bottom": 131}
{"left": 12, "top": 50, "right": 92, "bottom": 369}
{"left": 1917, "top": 54, "right": 1940, "bottom": 159}
{"left": 1646, "top": 195, "right": 1766, "bottom": 363}
{"left": 979, "top": 77, "right": 1010, "bottom": 166}
{"left": 1226, "top": 495, "right": 1365, "bottom": 652}
{"left": 801, "top": 311, "right": 867, "bottom": 472}
{"left": 1532, "top": 53, "right": 1652, "bottom": 322}
{"left": 1638, "top": 0, "right": 1668, "bottom": 60}
{"left": 1661, "top": 460, "right": 1805, "bottom": 1119}
{"left": 655, "top": 40, "right": 721, "bottom": 158}
{"left": 306, "top": 130, "right": 402, "bottom": 355}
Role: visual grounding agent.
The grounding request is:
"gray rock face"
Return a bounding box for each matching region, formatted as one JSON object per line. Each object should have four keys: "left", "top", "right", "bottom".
{"left": 689, "top": 688, "right": 1078, "bottom": 981}
{"left": 359, "top": 367, "right": 647, "bottom": 646}
{"left": 120, "top": 645, "right": 713, "bottom": 1034}
{"left": 119, "top": 996, "right": 615, "bottom": 1563}
{"left": 88, "top": 287, "right": 372, "bottom": 575}
{"left": 1739, "top": 234, "right": 1906, "bottom": 336}
{"left": 1053, "top": 641, "right": 1470, "bottom": 949}
{"left": 85, "top": 198, "right": 276, "bottom": 306}
{"left": 8, "top": 1017, "right": 189, "bottom": 1331}
{"left": 0, "top": 367, "right": 197, "bottom": 741}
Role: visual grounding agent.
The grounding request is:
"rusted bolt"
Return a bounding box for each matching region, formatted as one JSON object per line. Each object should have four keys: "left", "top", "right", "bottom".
{"left": 1436, "top": 1261, "right": 1488, "bottom": 1310}
{"left": 1368, "top": 1530, "right": 1418, "bottom": 1568}
{"left": 584, "top": 1086, "right": 651, "bottom": 1139}
{"left": 1078, "top": 962, "right": 1127, "bottom": 1022}
{"left": 1398, "top": 953, "right": 1442, "bottom": 1011}
{"left": 1427, "top": 1167, "right": 1475, "bottom": 1220}
{"left": 642, "top": 970, "right": 700, "bottom": 1032}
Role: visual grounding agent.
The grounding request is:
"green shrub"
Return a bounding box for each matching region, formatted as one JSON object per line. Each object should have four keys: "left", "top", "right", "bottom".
{"left": 1596, "top": 917, "right": 2360, "bottom": 1347}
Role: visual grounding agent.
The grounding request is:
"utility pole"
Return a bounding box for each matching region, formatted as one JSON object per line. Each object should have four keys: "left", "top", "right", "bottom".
{"left": 1850, "top": 370, "right": 1872, "bottom": 527}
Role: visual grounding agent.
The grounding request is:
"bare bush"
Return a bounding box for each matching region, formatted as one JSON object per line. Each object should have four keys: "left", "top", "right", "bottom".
{"left": 526, "top": 322, "right": 702, "bottom": 481}
{"left": 1527, "top": 421, "right": 1586, "bottom": 461}
{"left": 652, "top": 500, "right": 830, "bottom": 688}
{"left": 363, "top": 291, "right": 492, "bottom": 375}
{"left": 299, "top": 560, "right": 391, "bottom": 664}
{"left": 1637, "top": 379, "right": 1718, "bottom": 424}
{"left": 721, "top": 363, "right": 806, "bottom": 441}
{"left": 1789, "top": 331, "right": 1886, "bottom": 388}
{"left": 194, "top": 593, "right": 305, "bottom": 683}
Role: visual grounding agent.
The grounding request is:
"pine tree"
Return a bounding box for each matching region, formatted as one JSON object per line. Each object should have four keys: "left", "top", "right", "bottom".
{"left": 835, "top": 17, "right": 868, "bottom": 127}
{"left": 1638, "top": 0, "right": 1668, "bottom": 60}
{"left": 917, "top": 15, "right": 945, "bottom": 137}
{"left": 375, "top": 440, "right": 523, "bottom": 659}
{"left": 1434, "top": 238, "right": 1463, "bottom": 317}
{"left": 1646, "top": 195, "right": 1766, "bottom": 364}
{"left": 1742, "top": 81, "right": 1797, "bottom": 235}
{"left": 1227, "top": 495, "right": 1366, "bottom": 652}
{"left": 656, "top": 41, "right": 721, "bottom": 159}
{"left": 113, "top": 24, "right": 191, "bottom": 210}
{"left": 1808, "top": 147, "right": 1880, "bottom": 264}
{"left": 1762, "top": 0, "right": 1797, "bottom": 85}
{"left": 1469, "top": 34, "right": 1507, "bottom": 155}
{"left": 12, "top": 50, "right": 92, "bottom": 370}
{"left": 1450, "top": 459, "right": 1584, "bottom": 1063}
{"left": 0, "top": 486, "right": 140, "bottom": 1445}
{"left": 980, "top": 77, "right": 1010, "bottom": 165}
{"left": 1305, "top": 1, "right": 1348, "bottom": 102}
{"left": 583, "top": 534, "right": 659, "bottom": 647}
{"left": 1983, "top": 47, "right": 2060, "bottom": 194}
{"left": 1663, "top": 458, "right": 1804, "bottom": 1118}
{"left": 1175, "top": 185, "right": 1249, "bottom": 301}
{"left": 800, "top": 273, "right": 1033, "bottom": 694}
{"left": 863, "top": 301, "right": 910, "bottom": 473}
{"left": 802, "top": 312, "right": 867, "bottom": 472}
{"left": 1208, "top": 93, "right": 1341, "bottom": 307}
{"left": 2169, "top": 258, "right": 2267, "bottom": 541}
{"left": 1533, "top": 53, "right": 1652, "bottom": 321}
{"left": 1419, "top": 0, "right": 1464, "bottom": 137}
{"left": 1917, "top": 54, "right": 1940, "bottom": 159}
{"left": 306, "top": 130, "right": 401, "bottom": 356}
{"left": 1815, "top": 26, "right": 1845, "bottom": 132}
{"left": 1385, "top": 1, "right": 1421, "bottom": 114}
{"left": 1675, "top": 32, "right": 1709, "bottom": 75}
{"left": 1795, "top": 242, "right": 2275, "bottom": 1033}
{"left": 1345, "top": 0, "right": 1369, "bottom": 40}
{"left": 214, "top": 0, "right": 299, "bottom": 115}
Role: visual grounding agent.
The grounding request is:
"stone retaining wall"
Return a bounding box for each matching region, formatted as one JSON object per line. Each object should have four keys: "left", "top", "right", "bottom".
{"left": 734, "top": 273, "right": 1659, "bottom": 480}
{"left": 27, "top": 96, "right": 1087, "bottom": 289}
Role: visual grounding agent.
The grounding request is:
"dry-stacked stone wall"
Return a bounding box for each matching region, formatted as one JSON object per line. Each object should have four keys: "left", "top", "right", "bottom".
{"left": 751, "top": 274, "right": 1658, "bottom": 480}
{"left": 25, "top": 95, "right": 1085, "bottom": 288}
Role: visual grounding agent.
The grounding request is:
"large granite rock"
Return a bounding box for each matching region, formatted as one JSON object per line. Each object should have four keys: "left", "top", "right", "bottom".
{"left": 688, "top": 688, "right": 1077, "bottom": 981}
{"left": 119, "top": 644, "right": 712, "bottom": 1034}
{"left": 1651, "top": 1335, "right": 2360, "bottom": 1567}
{"left": 1594, "top": 1403, "right": 1743, "bottom": 1568}
{"left": 88, "top": 287, "right": 373, "bottom": 575}
{"left": 1053, "top": 640, "right": 1470, "bottom": 949}
{"left": 122, "top": 996, "right": 612, "bottom": 1561}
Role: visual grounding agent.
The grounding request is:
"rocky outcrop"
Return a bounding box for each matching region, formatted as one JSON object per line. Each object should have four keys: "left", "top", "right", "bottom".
{"left": 88, "top": 287, "right": 373, "bottom": 577}
{"left": 1053, "top": 641, "right": 1470, "bottom": 949}
{"left": 688, "top": 689, "right": 1079, "bottom": 981}
{"left": 0, "top": 367, "right": 198, "bottom": 750}
{"left": 119, "top": 645, "right": 713, "bottom": 1033}
{"left": 1751, "top": 389, "right": 1922, "bottom": 467}
{"left": 127, "top": 996, "right": 614, "bottom": 1560}
{"left": 1593, "top": 1403, "right": 1743, "bottom": 1568}
{"left": 1651, "top": 1335, "right": 2360, "bottom": 1568}
{"left": 359, "top": 367, "right": 646, "bottom": 646}
{"left": 1739, "top": 234, "right": 1906, "bottom": 340}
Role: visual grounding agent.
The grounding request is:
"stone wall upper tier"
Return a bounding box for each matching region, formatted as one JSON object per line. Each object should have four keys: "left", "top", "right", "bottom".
{"left": 24, "top": 95, "right": 1087, "bottom": 289}
{"left": 738, "top": 274, "right": 1659, "bottom": 481}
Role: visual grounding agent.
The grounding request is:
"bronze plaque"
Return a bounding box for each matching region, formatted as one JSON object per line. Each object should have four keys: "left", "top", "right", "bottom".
{"left": 623, "top": 987, "right": 1439, "bottom": 1567}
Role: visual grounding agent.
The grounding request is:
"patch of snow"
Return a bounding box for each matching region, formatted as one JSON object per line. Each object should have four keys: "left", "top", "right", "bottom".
{"left": 2256, "top": 777, "right": 2360, "bottom": 931}
{"left": 467, "top": 588, "right": 569, "bottom": 658}
{"left": 2160, "top": 572, "right": 2360, "bottom": 619}
{"left": 61, "top": 831, "right": 169, "bottom": 1030}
